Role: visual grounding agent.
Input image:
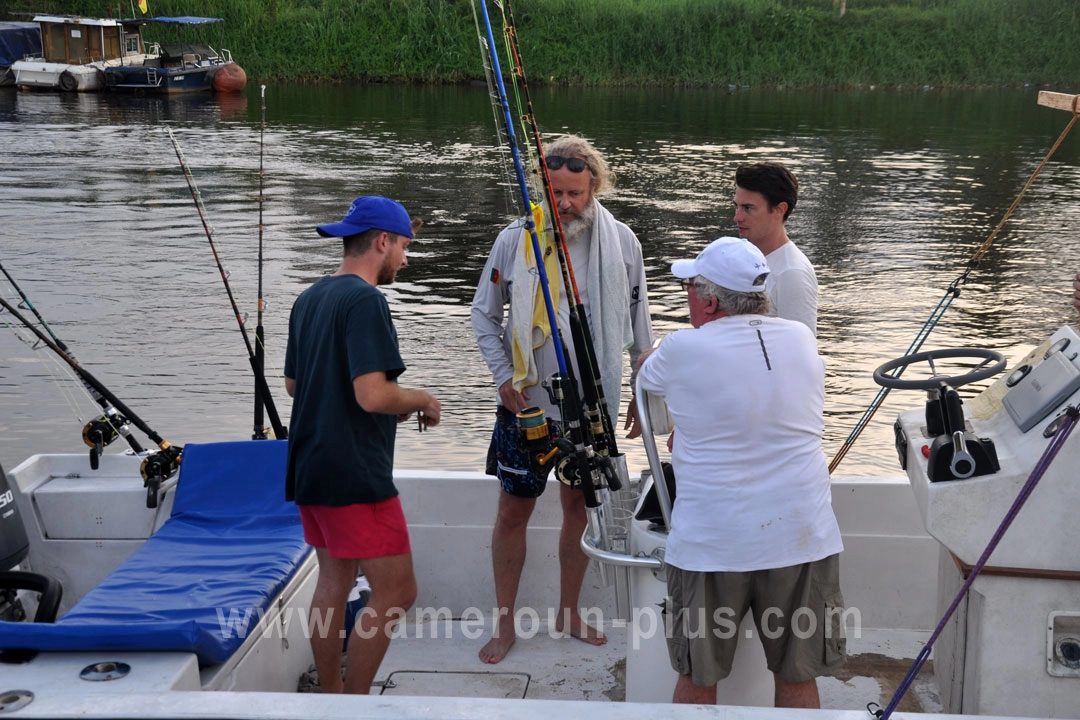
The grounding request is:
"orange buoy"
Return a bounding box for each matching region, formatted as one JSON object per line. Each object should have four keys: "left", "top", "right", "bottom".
{"left": 213, "top": 63, "right": 247, "bottom": 93}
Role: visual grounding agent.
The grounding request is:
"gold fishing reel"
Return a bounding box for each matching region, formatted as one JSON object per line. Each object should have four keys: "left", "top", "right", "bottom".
{"left": 517, "top": 407, "right": 559, "bottom": 480}
{"left": 82, "top": 413, "right": 129, "bottom": 470}
{"left": 140, "top": 443, "right": 182, "bottom": 509}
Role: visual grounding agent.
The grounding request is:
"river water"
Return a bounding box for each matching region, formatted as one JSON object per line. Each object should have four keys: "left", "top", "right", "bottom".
{"left": 1, "top": 84, "right": 1078, "bottom": 479}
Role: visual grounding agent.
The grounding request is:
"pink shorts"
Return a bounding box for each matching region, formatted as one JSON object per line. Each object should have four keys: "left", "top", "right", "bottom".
{"left": 299, "top": 497, "right": 411, "bottom": 559}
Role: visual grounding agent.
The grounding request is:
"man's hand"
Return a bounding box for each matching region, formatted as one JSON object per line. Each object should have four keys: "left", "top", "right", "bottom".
{"left": 498, "top": 379, "right": 530, "bottom": 414}
{"left": 624, "top": 399, "right": 642, "bottom": 439}
{"left": 418, "top": 393, "right": 442, "bottom": 428}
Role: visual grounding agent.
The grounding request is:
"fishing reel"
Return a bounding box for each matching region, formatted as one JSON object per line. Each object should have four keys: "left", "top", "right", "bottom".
{"left": 82, "top": 412, "right": 131, "bottom": 471}
{"left": 516, "top": 407, "right": 559, "bottom": 480}
{"left": 538, "top": 375, "right": 620, "bottom": 494}
{"left": 554, "top": 450, "right": 587, "bottom": 489}
{"left": 580, "top": 404, "right": 623, "bottom": 492}
{"left": 140, "top": 445, "right": 182, "bottom": 509}
{"left": 554, "top": 442, "right": 622, "bottom": 493}
{"left": 517, "top": 404, "right": 589, "bottom": 490}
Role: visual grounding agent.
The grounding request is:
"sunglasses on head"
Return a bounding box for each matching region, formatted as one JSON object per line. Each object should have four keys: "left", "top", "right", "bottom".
{"left": 544, "top": 155, "right": 591, "bottom": 173}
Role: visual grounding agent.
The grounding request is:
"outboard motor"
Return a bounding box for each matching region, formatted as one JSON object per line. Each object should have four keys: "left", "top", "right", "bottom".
{"left": 0, "top": 463, "right": 28, "bottom": 573}
{"left": 0, "top": 462, "right": 62, "bottom": 630}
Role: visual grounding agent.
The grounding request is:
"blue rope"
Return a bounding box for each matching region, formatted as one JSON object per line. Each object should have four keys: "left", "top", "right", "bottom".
{"left": 877, "top": 405, "right": 1079, "bottom": 718}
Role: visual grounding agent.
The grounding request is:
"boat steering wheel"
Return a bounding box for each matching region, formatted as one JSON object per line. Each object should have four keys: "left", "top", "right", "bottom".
{"left": 872, "top": 347, "right": 1006, "bottom": 390}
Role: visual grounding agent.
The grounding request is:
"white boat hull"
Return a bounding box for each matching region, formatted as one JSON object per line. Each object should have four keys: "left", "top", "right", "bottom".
{"left": 12, "top": 60, "right": 103, "bottom": 91}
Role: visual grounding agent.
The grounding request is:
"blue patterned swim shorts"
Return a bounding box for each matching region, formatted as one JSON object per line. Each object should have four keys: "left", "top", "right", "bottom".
{"left": 485, "top": 405, "right": 562, "bottom": 498}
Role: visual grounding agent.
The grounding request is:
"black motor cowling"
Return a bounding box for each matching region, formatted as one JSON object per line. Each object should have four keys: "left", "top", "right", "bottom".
{"left": 0, "top": 463, "right": 63, "bottom": 630}
{"left": 0, "top": 463, "right": 29, "bottom": 573}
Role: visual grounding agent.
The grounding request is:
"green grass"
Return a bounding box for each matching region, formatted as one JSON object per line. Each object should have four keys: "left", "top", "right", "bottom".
{"left": 6, "top": 0, "right": 1078, "bottom": 87}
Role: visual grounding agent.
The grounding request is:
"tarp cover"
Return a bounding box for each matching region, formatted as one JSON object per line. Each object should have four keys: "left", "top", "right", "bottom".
{"left": 0, "top": 440, "right": 310, "bottom": 665}
{"left": 146, "top": 16, "right": 224, "bottom": 25}
{"left": 0, "top": 22, "right": 41, "bottom": 67}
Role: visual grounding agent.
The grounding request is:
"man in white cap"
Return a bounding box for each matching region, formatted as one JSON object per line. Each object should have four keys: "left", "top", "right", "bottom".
{"left": 285, "top": 195, "right": 442, "bottom": 694}
{"left": 637, "top": 237, "right": 845, "bottom": 708}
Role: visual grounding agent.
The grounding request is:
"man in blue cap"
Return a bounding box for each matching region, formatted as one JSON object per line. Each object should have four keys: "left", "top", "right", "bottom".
{"left": 284, "top": 195, "right": 442, "bottom": 694}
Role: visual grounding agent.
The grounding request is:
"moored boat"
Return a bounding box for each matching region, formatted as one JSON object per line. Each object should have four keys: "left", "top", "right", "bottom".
{"left": 0, "top": 21, "right": 40, "bottom": 86}
{"left": 102, "top": 17, "right": 246, "bottom": 95}
{"left": 10, "top": 15, "right": 151, "bottom": 92}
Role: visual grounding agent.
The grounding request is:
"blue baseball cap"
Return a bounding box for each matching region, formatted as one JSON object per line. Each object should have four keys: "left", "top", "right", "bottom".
{"left": 316, "top": 196, "right": 413, "bottom": 239}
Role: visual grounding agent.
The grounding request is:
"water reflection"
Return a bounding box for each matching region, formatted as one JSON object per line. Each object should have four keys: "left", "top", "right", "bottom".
{"left": 0, "top": 84, "right": 1077, "bottom": 478}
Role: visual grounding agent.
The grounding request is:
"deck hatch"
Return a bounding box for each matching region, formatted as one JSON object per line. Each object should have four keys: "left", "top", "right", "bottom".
{"left": 380, "top": 670, "right": 530, "bottom": 699}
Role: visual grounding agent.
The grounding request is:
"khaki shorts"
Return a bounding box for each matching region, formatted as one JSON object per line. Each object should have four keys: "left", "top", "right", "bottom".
{"left": 665, "top": 554, "right": 846, "bottom": 686}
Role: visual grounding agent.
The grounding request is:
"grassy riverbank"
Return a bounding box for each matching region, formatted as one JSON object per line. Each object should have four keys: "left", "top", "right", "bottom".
{"left": 8, "top": 0, "right": 1079, "bottom": 87}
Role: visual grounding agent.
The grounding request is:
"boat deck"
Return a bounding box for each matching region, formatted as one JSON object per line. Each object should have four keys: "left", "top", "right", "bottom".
{"left": 299, "top": 619, "right": 942, "bottom": 713}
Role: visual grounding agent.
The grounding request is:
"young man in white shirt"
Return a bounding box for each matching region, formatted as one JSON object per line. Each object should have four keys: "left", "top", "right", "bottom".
{"left": 733, "top": 162, "right": 818, "bottom": 336}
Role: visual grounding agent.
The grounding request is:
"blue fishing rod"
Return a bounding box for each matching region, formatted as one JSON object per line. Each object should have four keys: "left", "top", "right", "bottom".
{"left": 0, "top": 261, "right": 146, "bottom": 467}
{"left": 0, "top": 294, "right": 180, "bottom": 508}
{"left": 477, "top": 0, "right": 601, "bottom": 507}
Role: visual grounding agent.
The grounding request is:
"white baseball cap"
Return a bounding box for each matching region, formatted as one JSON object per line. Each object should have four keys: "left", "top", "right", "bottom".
{"left": 671, "top": 237, "right": 770, "bottom": 293}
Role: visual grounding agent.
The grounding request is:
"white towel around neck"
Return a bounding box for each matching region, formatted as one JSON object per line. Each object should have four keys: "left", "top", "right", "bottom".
{"left": 509, "top": 199, "right": 632, "bottom": 419}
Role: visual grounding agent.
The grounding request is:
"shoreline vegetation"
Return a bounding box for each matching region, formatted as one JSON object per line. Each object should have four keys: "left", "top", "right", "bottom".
{"left": 6, "top": 0, "right": 1079, "bottom": 88}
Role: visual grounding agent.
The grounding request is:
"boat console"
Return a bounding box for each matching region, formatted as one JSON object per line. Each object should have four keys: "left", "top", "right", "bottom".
{"left": 880, "top": 324, "right": 1080, "bottom": 717}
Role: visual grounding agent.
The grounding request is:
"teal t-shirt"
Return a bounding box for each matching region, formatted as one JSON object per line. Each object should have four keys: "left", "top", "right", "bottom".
{"left": 283, "top": 274, "right": 405, "bottom": 505}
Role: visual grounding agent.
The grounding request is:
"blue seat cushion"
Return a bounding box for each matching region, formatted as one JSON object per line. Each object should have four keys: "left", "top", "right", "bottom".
{"left": 0, "top": 440, "right": 311, "bottom": 664}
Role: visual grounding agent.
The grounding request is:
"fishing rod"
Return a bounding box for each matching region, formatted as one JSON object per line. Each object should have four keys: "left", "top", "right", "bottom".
{"left": 253, "top": 84, "right": 268, "bottom": 440}
{"left": 165, "top": 126, "right": 287, "bottom": 441}
{"left": 0, "top": 261, "right": 146, "bottom": 467}
{"left": 476, "top": 0, "right": 602, "bottom": 508}
{"left": 469, "top": 0, "right": 525, "bottom": 219}
{"left": 496, "top": 0, "right": 624, "bottom": 491}
{"left": 0, "top": 295, "right": 180, "bottom": 508}
{"left": 828, "top": 108, "right": 1080, "bottom": 474}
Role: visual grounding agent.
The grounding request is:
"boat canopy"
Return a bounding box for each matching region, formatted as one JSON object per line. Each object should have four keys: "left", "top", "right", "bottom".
{"left": 0, "top": 22, "right": 40, "bottom": 66}
{"left": 32, "top": 15, "right": 123, "bottom": 26}
{"left": 144, "top": 16, "right": 225, "bottom": 25}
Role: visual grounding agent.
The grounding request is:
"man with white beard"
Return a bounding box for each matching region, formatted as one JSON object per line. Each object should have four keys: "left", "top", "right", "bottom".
{"left": 471, "top": 134, "right": 654, "bottom": 664}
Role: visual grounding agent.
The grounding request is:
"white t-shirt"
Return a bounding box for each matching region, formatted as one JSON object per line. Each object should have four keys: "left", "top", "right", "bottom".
{"left": 638, "top": 314, "right": 842, "bottom": 572}
{"left": 765, "top": 241, "right": 818, "bottom": 336}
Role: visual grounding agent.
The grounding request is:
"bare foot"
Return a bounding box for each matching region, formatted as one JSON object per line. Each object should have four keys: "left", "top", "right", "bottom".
{"left": 555, "top": 610, "right": 607, "bottom": 646}
{"left": 479, "top": 617, "right": 516, "bottom": 664}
